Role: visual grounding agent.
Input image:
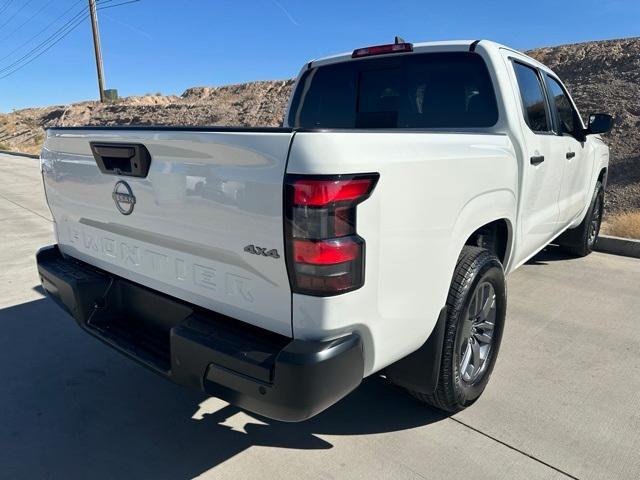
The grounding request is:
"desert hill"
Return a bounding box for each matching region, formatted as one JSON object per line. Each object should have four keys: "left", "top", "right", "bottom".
{"left": 1, "top": 37, "right": 638, "bottom": 213}
{"left": 528, "top": 37, "right": 640, "bottom": 213}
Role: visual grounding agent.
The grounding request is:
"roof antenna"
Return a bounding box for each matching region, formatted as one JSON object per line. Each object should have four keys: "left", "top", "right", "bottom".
{"left": 395, "top": 36, "right": 406, "bottom": 44}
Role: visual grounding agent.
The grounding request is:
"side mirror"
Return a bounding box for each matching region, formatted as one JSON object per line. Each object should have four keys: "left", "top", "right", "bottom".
{"left": 586, "top": 113, "right": 613, "bottom": 135}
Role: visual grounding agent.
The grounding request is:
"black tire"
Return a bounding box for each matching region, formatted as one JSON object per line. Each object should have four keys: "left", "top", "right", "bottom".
{"left": 557, "top": 181, "right": 604, "bottom": 257}
{"left": 410, "top": 246, "right": 506, "bottom": 413}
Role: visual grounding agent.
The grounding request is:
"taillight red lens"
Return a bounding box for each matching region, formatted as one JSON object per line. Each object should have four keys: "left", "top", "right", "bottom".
{"left": 292, "top": 178, "right": 375, "bottom": 206}
{"left": 293, "top": 238, "right": 360, "bottom": 265}
{"left": 284, "top": 173, "right": 379, "bottom": 296}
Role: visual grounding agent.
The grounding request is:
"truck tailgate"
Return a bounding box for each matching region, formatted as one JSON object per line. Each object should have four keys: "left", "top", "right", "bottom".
{"left": 42, "top": 128, "right": 294, "bottom": 336}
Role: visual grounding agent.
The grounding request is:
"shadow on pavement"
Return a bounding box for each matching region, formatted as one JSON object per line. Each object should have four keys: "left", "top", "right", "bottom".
{"left": 525, "top": 244, "right": 577, "bottom": 266}
{"left": 0, "top": 296, "right": 447, "bottom": 479}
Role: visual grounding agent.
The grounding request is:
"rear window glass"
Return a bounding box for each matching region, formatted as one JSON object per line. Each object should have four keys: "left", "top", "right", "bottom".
{"left": 289, "top": 52, "right": 499, "bottom": 129}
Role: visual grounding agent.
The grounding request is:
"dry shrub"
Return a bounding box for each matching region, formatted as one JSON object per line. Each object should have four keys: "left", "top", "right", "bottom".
{"left": 605, "top": 211, "right": 640, "bottom": 239}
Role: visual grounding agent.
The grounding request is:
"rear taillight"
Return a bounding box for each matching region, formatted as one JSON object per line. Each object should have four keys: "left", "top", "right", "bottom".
{"left": 284, "top": 173, "right": 379, "bottom": 296}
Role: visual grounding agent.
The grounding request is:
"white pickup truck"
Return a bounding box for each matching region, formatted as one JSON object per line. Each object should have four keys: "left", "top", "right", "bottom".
{"left": 37, "top": 39, "right": 612, "bottom": 421}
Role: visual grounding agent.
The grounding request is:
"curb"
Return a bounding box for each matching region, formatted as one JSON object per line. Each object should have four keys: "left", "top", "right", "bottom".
{"left": 0, "top": 149, "right": 39, "bottom": 159}
{"left": 595, "top": 235, "right": 640, "bottom": 259}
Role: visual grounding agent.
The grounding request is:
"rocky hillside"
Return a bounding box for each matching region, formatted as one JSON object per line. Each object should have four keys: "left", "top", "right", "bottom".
{"left": 0, "top": 79, "right": 294, "bottom": 154}
{"left": 1, "top": 37, "right": 638, "bottom": 212}
{"left": 528, "top": 37, "right": 640, "bottom": 213}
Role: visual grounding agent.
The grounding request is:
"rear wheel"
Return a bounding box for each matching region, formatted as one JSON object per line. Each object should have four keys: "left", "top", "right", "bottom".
{"left": 557, "top": 181, "right": 604, "bottom": 257}
{"left": 410, "top": 246, "right": 506, "bottom": 413}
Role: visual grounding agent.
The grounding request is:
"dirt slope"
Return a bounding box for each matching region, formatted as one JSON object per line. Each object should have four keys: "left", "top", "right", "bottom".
{"left": 0, "top": 80, "right": 295, "bottom": 154}
{"left": 1, "top": 37, "right": 638, "bottom": 212}
{"left": 528, "top": 37, "right": 640, "bottom": 213}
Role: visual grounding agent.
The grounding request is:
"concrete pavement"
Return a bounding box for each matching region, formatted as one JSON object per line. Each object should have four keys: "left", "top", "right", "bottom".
{"left": 0, "top": 153, "right": 638, "bottom": 479}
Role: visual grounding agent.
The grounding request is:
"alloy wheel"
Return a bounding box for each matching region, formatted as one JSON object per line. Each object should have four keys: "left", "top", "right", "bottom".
{"left": 588, "top": 193, "right": 603, "bottom": 247}
{"left": 459, "top": 281, "right": 496, "bottom": 384}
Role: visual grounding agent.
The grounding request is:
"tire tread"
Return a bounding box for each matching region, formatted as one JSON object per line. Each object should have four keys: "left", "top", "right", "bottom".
{"left": 558, "top": 181, "right": 604, "bottom": 257}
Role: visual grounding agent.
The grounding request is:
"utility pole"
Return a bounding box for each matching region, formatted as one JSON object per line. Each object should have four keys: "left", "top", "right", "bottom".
{"left": 88, "top": 0, "right": 105, "bottom": 102}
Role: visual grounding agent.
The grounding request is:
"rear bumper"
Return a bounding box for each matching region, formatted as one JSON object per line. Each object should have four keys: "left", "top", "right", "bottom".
{"left": 36, "top": 245, "right": 363, "bottom": 422}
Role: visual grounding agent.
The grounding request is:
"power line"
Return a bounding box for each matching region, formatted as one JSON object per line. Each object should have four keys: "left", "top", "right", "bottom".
{"left": 0, "top": 0, "right": 15, "bottom": 17}
{"left": 0, "top": 0, "right": 39, "bottom": 32}
{"left": 0, "top": 0, "right": 58, "bottom": 42}
{"left": 0, "top": 13, "right": 88, "bottom": 79}
{"left": 0, "top": 0, "right": 86, "bottom": 64}
{"left": 0, "top": 0, "right": 141, "bottom": 80}
{"left": 98, "top": 0, "right": 140, "bottom": 11}
{"left": 0, "top": 6, "right": 90, "bottom": 73}
{"left": 0, "top": 0, "right": 117, "bottom": 56}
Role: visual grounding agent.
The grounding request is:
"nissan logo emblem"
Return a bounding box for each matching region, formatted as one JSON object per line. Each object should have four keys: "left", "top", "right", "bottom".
{"left": 112, "top": 181, "right": 136, "bottom": 215}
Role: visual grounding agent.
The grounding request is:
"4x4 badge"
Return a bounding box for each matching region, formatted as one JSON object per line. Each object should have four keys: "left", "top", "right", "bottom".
{"left": 244, "top": 245, "right": 280, "bottom": 259}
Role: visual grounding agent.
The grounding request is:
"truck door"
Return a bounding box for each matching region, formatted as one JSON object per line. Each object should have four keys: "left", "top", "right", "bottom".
{"left": 544, "top": 74, "right": 592, "bottom": 225}
{"left": 510, "top": 60, "right": 565, "bottom": 260}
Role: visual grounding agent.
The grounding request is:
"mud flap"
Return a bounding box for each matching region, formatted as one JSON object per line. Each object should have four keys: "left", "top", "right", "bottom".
{"left": 384, "top": 306, "right": 448, "bottom": 395}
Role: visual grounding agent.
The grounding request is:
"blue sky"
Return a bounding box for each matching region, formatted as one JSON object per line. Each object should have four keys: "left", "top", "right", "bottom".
{"left": 0, "top": 0, "right": 638, "bottom": 111}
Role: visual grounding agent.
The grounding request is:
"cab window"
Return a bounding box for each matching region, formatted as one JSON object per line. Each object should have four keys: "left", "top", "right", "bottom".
{"left": 289, "top": 52, "right": 499, "bottom": 129}
{"left": 545, "top": 75, "right": 580, "bottom": 135}
{"left": 512, "top": 62, "right": 551, "bottom": 133}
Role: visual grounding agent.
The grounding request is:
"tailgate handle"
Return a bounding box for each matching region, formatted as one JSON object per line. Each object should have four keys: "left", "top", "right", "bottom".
{"left": 90, "top": 142, "right": 152, "bottom": 178}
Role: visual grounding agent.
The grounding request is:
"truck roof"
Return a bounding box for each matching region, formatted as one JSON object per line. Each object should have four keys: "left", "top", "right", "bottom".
{"left": 309, "top": 39, "right": 551, "bottom": 74}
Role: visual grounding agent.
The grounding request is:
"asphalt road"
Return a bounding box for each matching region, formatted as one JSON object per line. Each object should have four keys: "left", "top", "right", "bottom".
{"left": 1, "top": 152, "right": 639, "bottom": 480}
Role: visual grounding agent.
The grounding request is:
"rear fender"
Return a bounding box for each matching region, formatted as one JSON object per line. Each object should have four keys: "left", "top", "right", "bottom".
{"left": 448, "top": 189, "right": 516, "bottom": 274}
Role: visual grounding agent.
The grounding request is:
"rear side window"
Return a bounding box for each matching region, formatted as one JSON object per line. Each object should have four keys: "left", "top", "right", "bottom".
{"left": 545, "top": 75, "right": 579, "bottom": 135}
{"left": 289, "top": 52, "right": 499, "bottom": 129}
{"left": 513, "top": 62, "right": 551, "bottom": 133}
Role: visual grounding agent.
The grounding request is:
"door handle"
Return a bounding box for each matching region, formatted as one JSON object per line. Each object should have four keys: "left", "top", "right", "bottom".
{"left": 566, "top": 151, "right": 576, "bottom": 159}
{"left": 90, "top": 142, "right": 151, "bottom": 178}
{"left": 530, "top": 155, "right": 545, "bottom": 166}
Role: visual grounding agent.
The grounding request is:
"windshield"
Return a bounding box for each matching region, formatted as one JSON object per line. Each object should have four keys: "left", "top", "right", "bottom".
{"left": 289, "top": 52, "right": 499, "bottom": 129}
